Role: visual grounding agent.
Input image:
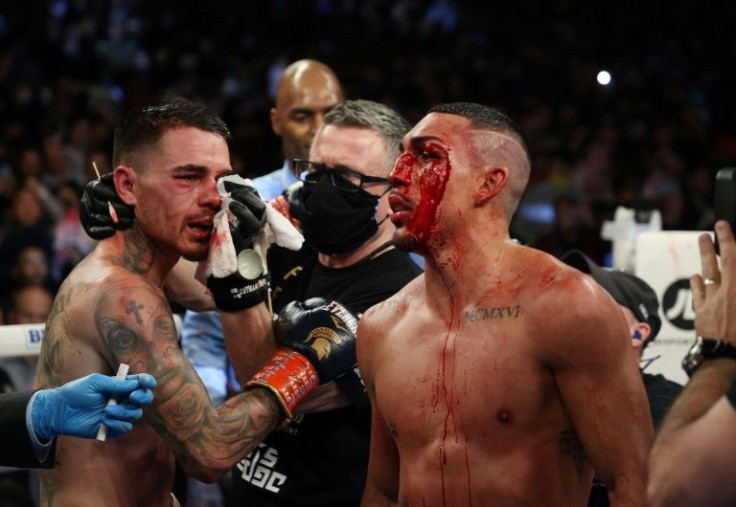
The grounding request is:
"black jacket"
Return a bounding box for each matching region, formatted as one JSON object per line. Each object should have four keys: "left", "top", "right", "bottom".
{"left": 0, "top": 391, "right": 55, "bottom": 468}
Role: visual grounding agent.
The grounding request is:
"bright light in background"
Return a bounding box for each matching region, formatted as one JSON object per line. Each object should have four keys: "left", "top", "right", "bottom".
{"left": 597, "top": 70, "right": 612, "bottom": 86}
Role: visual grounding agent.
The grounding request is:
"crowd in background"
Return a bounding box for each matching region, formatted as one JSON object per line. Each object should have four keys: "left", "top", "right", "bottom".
{"left": 0, "top": 0, "right": 734, "bottom": 313}
{"left": 0, "top": 2, "right": 733, "bottom": 505}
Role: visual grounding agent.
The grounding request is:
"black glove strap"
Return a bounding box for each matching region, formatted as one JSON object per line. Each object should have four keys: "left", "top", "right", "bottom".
{"left": 208, "top": 273, "right": 270, "bottom": 312}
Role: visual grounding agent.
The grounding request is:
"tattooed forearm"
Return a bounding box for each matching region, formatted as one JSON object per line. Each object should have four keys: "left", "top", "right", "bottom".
{"left": 94, "top": 282, "right": 282, "bottom": 470}
{"left": 152, "top": 373, "right": 281, "bottom": 466}
{"left": 201, "top": 389, "right": 281, "bottom": 461}
{"left": 156, "top": 372, "right": 210, "bottom": 441}
{"left": 465, "top": 305, "right": 521, "bottom": 322}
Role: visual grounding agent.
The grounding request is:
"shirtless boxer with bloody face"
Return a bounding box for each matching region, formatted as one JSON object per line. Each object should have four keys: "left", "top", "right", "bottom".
{"left": 35, "top": 97, "right": 358, "bottom": 507}
{"left": 358, "top": 102, "right": 652, "bottom": 506}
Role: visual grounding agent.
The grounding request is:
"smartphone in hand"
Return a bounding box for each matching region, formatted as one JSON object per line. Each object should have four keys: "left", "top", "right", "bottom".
{"left": 714, "top": 167, "right": 736, "bottom": 254}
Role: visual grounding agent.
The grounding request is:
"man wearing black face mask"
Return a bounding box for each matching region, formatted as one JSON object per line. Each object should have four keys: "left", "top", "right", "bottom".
{"left": 218, "top": 100, "right": 421, "bottom": 506}
{"left": 80, "top": 99, "right": 422, "bottom": 506}
{"left": 296, "top": 157, "right": 392, "bottom": 256}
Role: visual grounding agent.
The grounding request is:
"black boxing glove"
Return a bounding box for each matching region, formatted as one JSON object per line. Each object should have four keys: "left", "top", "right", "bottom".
{"left": 80, "top": 173, "right": 135, "bottom": 240}
{"left": 244, "top": 298, "right": 359, "bottom": 423}
{"left": 274, "top": 297, "right": 359, "bottom": 382}
{"left": 226, "top": 181, "right": 267, "bottom": 238}
{"left": 206, "top": 181, "right": 269, "bottom": 311}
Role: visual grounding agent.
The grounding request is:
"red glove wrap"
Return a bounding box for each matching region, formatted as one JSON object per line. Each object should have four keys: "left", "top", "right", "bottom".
{"left": 244, "top": 348, "right": 318, "bottom": 426}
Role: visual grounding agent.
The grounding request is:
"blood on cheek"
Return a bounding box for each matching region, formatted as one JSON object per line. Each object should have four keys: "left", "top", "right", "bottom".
{"left": 412, "top": 160, "right": 451, "bottom": 241}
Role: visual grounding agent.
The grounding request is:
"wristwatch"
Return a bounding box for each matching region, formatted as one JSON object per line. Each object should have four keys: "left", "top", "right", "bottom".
{"left": 682, "top": 337, "right": 736, "bottom": 376}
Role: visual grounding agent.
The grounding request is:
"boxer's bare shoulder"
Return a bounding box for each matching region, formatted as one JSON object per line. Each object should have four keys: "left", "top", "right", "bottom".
{"left": 37, "top": 247, "right": 166, "bottom": 380}
{"left": 498, "top": 244, "right": 609, "bottom": 314}
{"left": 363, "top": 274, "right": 424, "bottom": 324}
{"left": 358, "top": 274, "right": 424, "bottom": 385}
{"left": 507, "top": 245, "right": 629, "bottom": 364}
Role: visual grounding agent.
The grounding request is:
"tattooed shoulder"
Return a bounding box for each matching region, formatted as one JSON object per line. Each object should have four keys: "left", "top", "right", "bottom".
{"left": 94, "top": 279, "right": 175, "bottom": 360}
{"left": 36, "top": 284, "right": 75, "bottom": 388}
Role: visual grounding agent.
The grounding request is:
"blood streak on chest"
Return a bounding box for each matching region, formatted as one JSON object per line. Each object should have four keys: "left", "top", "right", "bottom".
{"left": 433, "top": 297, "right": 474, "bottom": 506}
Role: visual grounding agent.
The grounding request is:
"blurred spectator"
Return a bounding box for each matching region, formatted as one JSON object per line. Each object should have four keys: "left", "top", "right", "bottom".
{"left": 40, "top": 133, "right": 68, "bottom": 192}
{"left": 8, "top": 246, "right": 55, "bottom": 293}
{"left": 62, "top": 116, "right": 91, "bottom": 187}
{"left": 0, "top": 186, "right": 54, "bottom": 290}
{"left": 0, "top": 0, "right": 731, "bottom": 291}
{"left": 0, "top": 284, "right": 52, "bottom": 391}
{"left": 52, "top": 181, "right": 94, "bottom": 282}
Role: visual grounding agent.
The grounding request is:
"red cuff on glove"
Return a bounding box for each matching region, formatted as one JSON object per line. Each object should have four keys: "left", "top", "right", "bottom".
{"left": 244, "top": 348, "right": 318, "bottom": 426}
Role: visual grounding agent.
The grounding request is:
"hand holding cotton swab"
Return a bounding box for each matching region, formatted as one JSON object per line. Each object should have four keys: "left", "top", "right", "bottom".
{"left": 96, "top": 363, "right": 130, "bottom": 441}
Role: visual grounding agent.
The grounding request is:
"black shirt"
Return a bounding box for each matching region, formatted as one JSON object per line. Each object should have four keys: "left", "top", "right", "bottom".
{"left": 230, "top": 243, "right": 422, "bottom": 506}
{"left": 641, "top": 372, "right": 683, "bottom": 429}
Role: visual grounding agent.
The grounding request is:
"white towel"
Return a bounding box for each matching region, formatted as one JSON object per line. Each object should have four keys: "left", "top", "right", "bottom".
{"left": 195, "top": 175, "right": 304, "bottom": 284}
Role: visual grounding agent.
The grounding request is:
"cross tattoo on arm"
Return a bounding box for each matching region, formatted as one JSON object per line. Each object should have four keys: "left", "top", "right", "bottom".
{"left": 126, "top": 300, "right": 145, "bottom": 325}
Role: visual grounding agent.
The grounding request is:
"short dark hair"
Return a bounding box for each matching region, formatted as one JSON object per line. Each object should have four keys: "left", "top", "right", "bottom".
{"left": 112, "top": 96, "right": 231, "bottom": 166}
{"left": 428, "top": 102, "right": 530, "bottom": 156}
{"left": 322, "top": 99, "right": 411, "bottom": 173}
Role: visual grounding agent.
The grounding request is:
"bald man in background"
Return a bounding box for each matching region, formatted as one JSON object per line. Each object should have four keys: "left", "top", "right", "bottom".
{"left": 255, "top": 58, "right": 344, "bottom": 200}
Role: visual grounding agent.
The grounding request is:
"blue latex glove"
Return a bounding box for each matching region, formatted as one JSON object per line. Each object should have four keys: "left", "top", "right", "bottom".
{"left": 32, "top": 373, "right": 157, "bottom": 442}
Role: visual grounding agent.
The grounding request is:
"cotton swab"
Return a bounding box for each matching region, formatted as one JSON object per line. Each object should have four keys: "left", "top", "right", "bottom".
{"left": 96, "top": 363, "right": 130, "bottom": 441}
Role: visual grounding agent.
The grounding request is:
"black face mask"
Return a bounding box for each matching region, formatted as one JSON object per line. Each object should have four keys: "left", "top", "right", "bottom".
{"left": 298, "top": 173, "right": 385, "bottom": 255}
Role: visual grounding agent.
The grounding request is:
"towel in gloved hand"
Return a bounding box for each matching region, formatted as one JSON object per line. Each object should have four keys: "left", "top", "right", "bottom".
{"left": 195, "top": 175, "right": 304, "bottom": 285}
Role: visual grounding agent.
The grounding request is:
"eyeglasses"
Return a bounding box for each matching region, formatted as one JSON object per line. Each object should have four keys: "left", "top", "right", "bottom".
{"left": 292, "top": 159, "right": 390, "bottom": 193}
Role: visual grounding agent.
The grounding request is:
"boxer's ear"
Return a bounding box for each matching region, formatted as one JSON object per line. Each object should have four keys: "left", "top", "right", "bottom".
{"left": 475, "top": 165, "right": 508, "bottom": 206}
{"left": 114, "top": 165, "right": 138, "bottom": 206}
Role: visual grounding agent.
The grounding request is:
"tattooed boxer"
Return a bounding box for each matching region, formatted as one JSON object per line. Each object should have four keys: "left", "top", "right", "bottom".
{"left": 35, "top": 97, "right": 357, "bottom": 507}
